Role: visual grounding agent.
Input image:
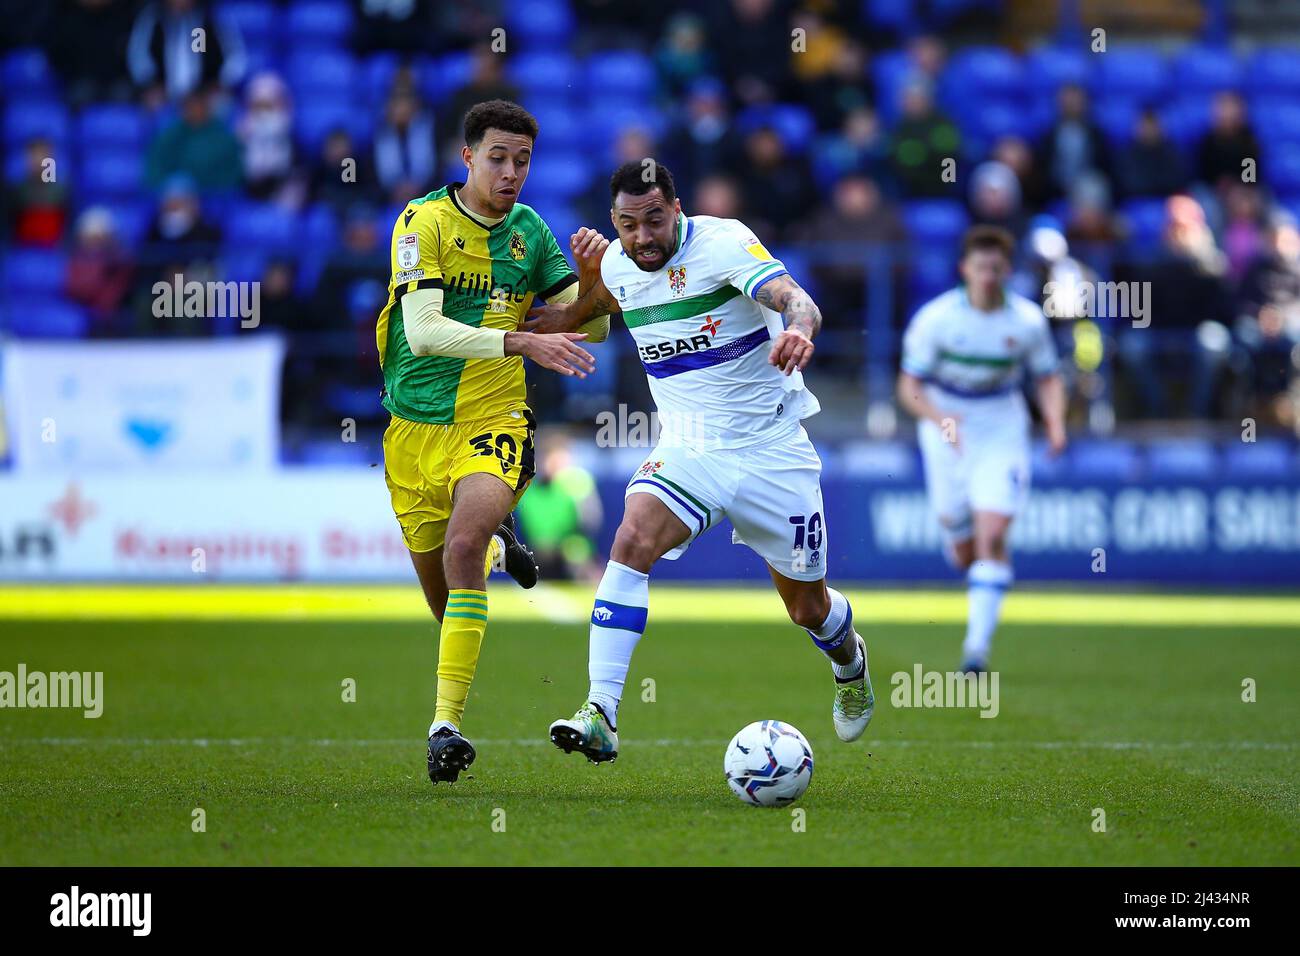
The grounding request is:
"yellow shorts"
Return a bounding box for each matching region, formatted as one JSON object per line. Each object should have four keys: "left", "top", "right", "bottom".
{"left": 383, "top": 410, "right": 536, "bottom": 552}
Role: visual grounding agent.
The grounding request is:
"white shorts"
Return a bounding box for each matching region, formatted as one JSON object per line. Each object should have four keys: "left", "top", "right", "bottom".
{"left": 625, "top": 426, "right": 827, "bottom": 581}
{"left": 918, "top": 418, "right": 1030, "bottom": 544}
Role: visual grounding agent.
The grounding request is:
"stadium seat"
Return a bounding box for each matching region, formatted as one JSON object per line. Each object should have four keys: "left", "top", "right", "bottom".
{"left": 507, "top": 52, "right": 579, "bottom": 96}
{"left": 1172, "top": 45, "right": 1243, "bottom": 93}
{"left": 586, "top": 51, "right": 657, "bottom": 99}
{"left": 225, "top": 201, "right": 296, "bottom": 252}
{"left": 1158, "top": 96, "right": 1212, "bottom": 148}
{"left": 1250, "top": 97, "right": 1300, "bottom": 144}
{"left": 296, "top": 101, "right": 373, "bottom": 153}
{"left": 363, "top": 52, "right": 400, "bottom": 109}
{"left": 1024, "top": 45, "right": 1090, "bottom": 92}
{"left": 1247, "top": 47, "right": 1300, "bottom": 96}
{"left": 76, "top": 105, "right": 149, "bottom": 150}
{"left": 286, "top": 0, "right": 354, "bottom": 45}
{"left": 100, "top": 199, "right": 152, "bottom": 248}
{"left": 1090, "top": 47, "right": 1169, "bottom": 101}
{"left": 505, "top": 0, "right": 576, "bottom": 48}
{"left": 901, "top": 200, "right": 969, "bottom": 244}
{"left": 1222, "top": 439, "right": 1296, "bottom": 478}
{"left": 1093, "top": 97, "right": 1143, "bottom": 145}
{"left": 1266, "top": 141, "right": 1300, "bottom": 196}
{"left": 1145, "top": 439, "right": 1218, "bottom": 479}
{"left": 2, "top": 249, "right": 67, "bottom": 297}
{"left": 3, "top": 99, "right": 69, "bottom": 147}
{"left": 2, "top": 48, "right": 56, "bottom": 96}
{"left": 3, "top": 297, "right": 88, "bottom": 338}
{"left": 418, "top": 51, "right": 474, "bottom": 104}
{"left": 1069, "top": 439, "right": 1141, "bottom": 480}
{"left": 944, "top": 47, "right": 1025, "bottom": 97}
{"left": 736, "top": 104, "right": 817, "bottom": 155}
{"left": 1120, "top": 199, "right": 1168, "bottom": 250}
{"left": 286, "top": 48, "right": 358, "bottom": 97}
{"left": 526, "top": 158, "right": 593, "bottom": 200}
{"left": 841, "top": 440, "right": 918, "bottom": 480}
{"left": 77, "top": 149, "right": 145, "bottom": 197}
{"left": 217, "top": 0, "right": 280, "bottom": 43}
{"left": 863, "top": 0, "right": 919, "bottom": 35}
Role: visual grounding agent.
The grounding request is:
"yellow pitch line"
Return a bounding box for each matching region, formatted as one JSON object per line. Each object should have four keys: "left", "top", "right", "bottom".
{"left": 0, "top": 584, "right": 1297, "bottom": 627}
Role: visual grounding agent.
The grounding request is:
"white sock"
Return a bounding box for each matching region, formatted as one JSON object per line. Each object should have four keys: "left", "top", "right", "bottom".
{"left": 806, "top": 587, "right": 861, "bottom": 677}
{"left": 587, "top": 561, "right": 649, "bottom": 728}
{"left": 964, "top": 559, "right": 1013, "bottom": 663}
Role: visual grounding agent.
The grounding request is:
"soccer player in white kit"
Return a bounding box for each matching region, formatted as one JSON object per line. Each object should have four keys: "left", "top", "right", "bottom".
{"left": 524, "top": 161, "right": 875, "bottom": 762}
{"left": 897, "top": 226, "right": 1067, "bottom": 672}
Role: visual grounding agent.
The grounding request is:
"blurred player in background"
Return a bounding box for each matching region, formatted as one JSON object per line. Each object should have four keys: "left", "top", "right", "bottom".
{"left": 375, "top": 99, "right": 609, "bottom": 783}
{"left": 527, "top": 161, "right": 876, "bottom": 762}
{"left": 896, "top": 226, "right": 1067, "bottom": 673}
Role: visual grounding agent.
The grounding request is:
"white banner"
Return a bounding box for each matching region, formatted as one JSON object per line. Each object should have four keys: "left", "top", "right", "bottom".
{"left": 0, "top": 470, "right": 413, "bottom": 580}
{"left": 1, "top": 337, "right": 285, "bottom": 472}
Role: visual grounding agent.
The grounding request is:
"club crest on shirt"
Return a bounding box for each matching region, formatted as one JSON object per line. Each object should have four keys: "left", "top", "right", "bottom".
{"left": 637, "top": 459, "right": 664, "bottom": 477}
{"left": 668, "top": 266, "right": 687, "bottom": 297}
{"left": 509, "top": 230, "right": 527, "bottom": 261}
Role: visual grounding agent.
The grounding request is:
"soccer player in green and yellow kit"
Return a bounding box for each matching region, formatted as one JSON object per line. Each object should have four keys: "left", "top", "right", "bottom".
{"left": 376, "top": 100, "right": 609, "bottom": 783}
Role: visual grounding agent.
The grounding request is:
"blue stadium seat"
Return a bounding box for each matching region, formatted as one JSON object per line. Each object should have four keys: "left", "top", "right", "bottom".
{"left": 1024, "top": 45, "right": 1090, "bottom": 92}
{"left": 2, "top": 48, "right": 56, "bottom": 96}
{"left": 286, "top": 48, "right": 358, "bottom": 97}
{"left": 586, "top": 51, "right": 657, "bottom": 98}
{"left": 907, "top": 248, "right": 957, "bottom": 307}
{"left": 1265, "top": 141, "right": 1300, "bottom": 196}
{"left": 902, "top": 200, "right": 968, "bottom": 243}
{"left": 225, "top": 201, "right": 295, "bottom": 252}
{"left": 1172, "top": 45, "right": 1243, "bottom": 93}
{"left": 78, "top": 149, "right": 145, "bottom": 197}
{"left": 1121, "top": 199, "right": 1168, "bottom": 250}
{"left": 508, "top": 52, "right": 579, "bottom": 95}
{"left": 1146, "top": 439, "right": 1218, "bottom": 479}
{"left": 842, "top": 440, "right": 918, "bottom": 480}
{"left": 217, "top": 0, "right": 280, "bottom": 42}
{"left": 4, "top": 99, "right": 69, "bottom": 146}
{"left": 871, "top": 49, "right": 914, "bottom": 124}
{"left": 1159, "top": 96, "right": 1212, "bottom": 148}
{"left": 525, "top": 102, "right": 582, "bottom": 150}
{"left": 863, "top": 0, "right": 919, "bottom": 34}
{"left": 944, "top": 47, "right": 1024, "bottom": 97}
{"left": 304, "top": 203, "right": 339, "bottom": 250}
{"left": 505, "top": 0, "right": 576, "bottom": 47}
{"left": 363, "top": 52, "right": 400, "bottom": 108}
{"left": 3, "top": 298, "right": 87, "bottom": 338}
{"left": 286, "top": 0, "right": 353, "bottom": 45}
{"left": 76, "top": 104, "right": 149, "bottom": 150}
{"left": 1250, "top": 96, "right": 1300, "bottom": 144}
{"left": 1093, "top": 96, "right": 1142, "bottom": 145}
{"left": 1091, "top": 47, "right": 1169, "bottom": 100}
{"left": 418, "top": 51, "right": 474, "bottom": 104}
{"left": 526, "top": 158, "right": 592, "bottom": 200}
{"left": 1222, "top": 439, "right": 1296, "bottom": 478}
{"left": 2, "top": 249, "right": 67, "bottom": 296}
{"left": 296, "top": 101, "right": 373, "bottom": 153}
{"left": 584, "top": 101, "right": 668, "bottom": 149}
{"left": 736, "top": 104, "right": 817, "bottom": 154}
{"left": 954, "top": 96, "right": 1033, "bottom": 144}
{"left": 100, "top": 199, "right": 152, "bottom": 248}
{"left": 1069, "top": 439, "right": 1141, "bottom": 480}
{"left": 1247, "top": 47, "right": 1300, "bottom": 96}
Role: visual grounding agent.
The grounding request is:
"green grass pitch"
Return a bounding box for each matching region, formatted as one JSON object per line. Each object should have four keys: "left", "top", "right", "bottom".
{"left": 1, "top": 595, "right": 1297, "bottom": 866}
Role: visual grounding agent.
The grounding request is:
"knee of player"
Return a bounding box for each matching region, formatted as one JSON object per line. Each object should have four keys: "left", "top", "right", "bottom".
{"left": 443, "top": 531, "right": 488, "bottom": 571}
{"left": 974, "top": 534, "right": 1009, "bottom": 560}
{"left": 610, "top": 521, "right": 660, "bottom": 570}
{"left": 786, "top": 591, "right": 831, "bottom": 631}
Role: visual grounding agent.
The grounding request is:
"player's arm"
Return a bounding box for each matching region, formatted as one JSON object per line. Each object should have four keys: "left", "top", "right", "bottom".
{"left": 754, "top": 274, "right": 821, "bottom": 374}
{"left": 401, "top": 287, "right": 595, "bottom": 377}
{"left": 1034, "top": 372, "right": 1068, "bottom": 455}
{"left": 523, "top": 227, "right": 614, "bottom": 337}
{"left": 896, "top": 371, "right": 950, "bottom": 427}
{"left": 896, "top": 308, "right": 961, "bottom": 447}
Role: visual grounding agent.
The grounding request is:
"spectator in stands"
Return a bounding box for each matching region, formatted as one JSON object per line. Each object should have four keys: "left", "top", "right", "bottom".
{"left": 819, "top": 106, "right": 891, "bottom": 188}
{"left": 1196, "top": 91, "right": 1260, "bottom": 193}
{"left": 887, "top": 77, "right": 960, "bottom": 198}
{"left": 968, "top": 161, "right": 1026, "bottom": 238}
{"left": 738, "top": 125, "right": 817, "bottom": 238}
{"left": 437, "top": 45, "right": 520, "bottom": 150}
{"left": 788, "top": 8, "right": 849, "bottom": 88}
{"left": 1219, "top": 182, "right": 1266, "bottom": 283}
{"left": 1117, "top": 108, "right": 1188, "bottom": 200}
{"left": 127, "top": 0, "right": 246, "bottom": 107}
{"left": 1065, "top": 172, "right": 1124, "bottom": 248}
{"left": 375, "top": 85, "right": 437, "bottom": 205}
{"left": 805, "top": 38, "right": 873, "bottom": 132}
{"left": 662, "top": 78, "right": 742, "bottom": 188}
{"left": 237, "top": 72, "right": 303, "bottom": 208}
{"left": 145, "top": 174, "right": 221, "bottom": 248}
{"left": 692, "top": 174, "right": 745, "bottom": 220}
{"left": 313, "top": 205, "right": 387, "bottom": 332}
{"left": 354, "top": 0, "right": 439, "bottom": 55}
{"left": 1038, "top": 84, "right": 1110, "bottom": 202}
{"left": 707, "top": 0, "right": 793, "bottom": 106}
{"left": 1120, "top": 195, "right": 1233, "bottom": 417}
{"left": 4, "top": 137, "right": 68, "bottom": 247}
{"left": 310, "top": 128, "right": 380, "bottom": 212}
{"left": 991, "top": 135, "right": 1048, "bottom": 211}
{"left": 49, "top": 0, "right": 137, "bottom": 106}
{"left": 65, "top": 207, "right": 135, "bottom": 336}
{"left": 146, "top": 87, "right": 242, "bottom": 191}
{"left": 655, "top": 12, "right": 710, "bottom": 99}
{"left": 904, "top": 34, "right": 947, "bottom": 84}
{"left": 1236, "top": 211, "right": 1300, "bottom": 426}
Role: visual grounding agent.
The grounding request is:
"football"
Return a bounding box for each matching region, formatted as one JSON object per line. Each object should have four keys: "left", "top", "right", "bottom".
{"left": 723, "top": 720, "right": 815, "bottom": 807}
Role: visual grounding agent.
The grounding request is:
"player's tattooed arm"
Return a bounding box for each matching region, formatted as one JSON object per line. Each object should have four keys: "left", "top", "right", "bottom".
{"left": 756, "top": 275, "right": 821, "bottom": 374}
{"left": 522, "top": 228, "right": 614, "bottom": 335}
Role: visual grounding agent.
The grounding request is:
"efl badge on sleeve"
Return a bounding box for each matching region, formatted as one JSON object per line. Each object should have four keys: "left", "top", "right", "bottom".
{"left": 397, "top": 233, "right": 419, "bottom": 270}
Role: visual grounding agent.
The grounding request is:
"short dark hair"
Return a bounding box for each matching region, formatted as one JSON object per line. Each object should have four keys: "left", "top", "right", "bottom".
{"left": 960, "top": 225, "right": 1015, "bottom": 261}
{"left": 463, "top": 99, "right": 539, "bottom": 147}
{"left": 609, "top": 159, "right": 677, "bottom": 205}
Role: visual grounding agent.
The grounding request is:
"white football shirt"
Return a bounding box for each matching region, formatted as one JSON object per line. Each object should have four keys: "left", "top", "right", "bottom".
{"left": 602, "top": 214, "right": 819, "bottom": 451}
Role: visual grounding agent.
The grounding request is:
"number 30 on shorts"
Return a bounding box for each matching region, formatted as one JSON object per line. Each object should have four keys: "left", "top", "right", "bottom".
{"left": 469, "top": 431, "right": 518, "bottom": 474}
